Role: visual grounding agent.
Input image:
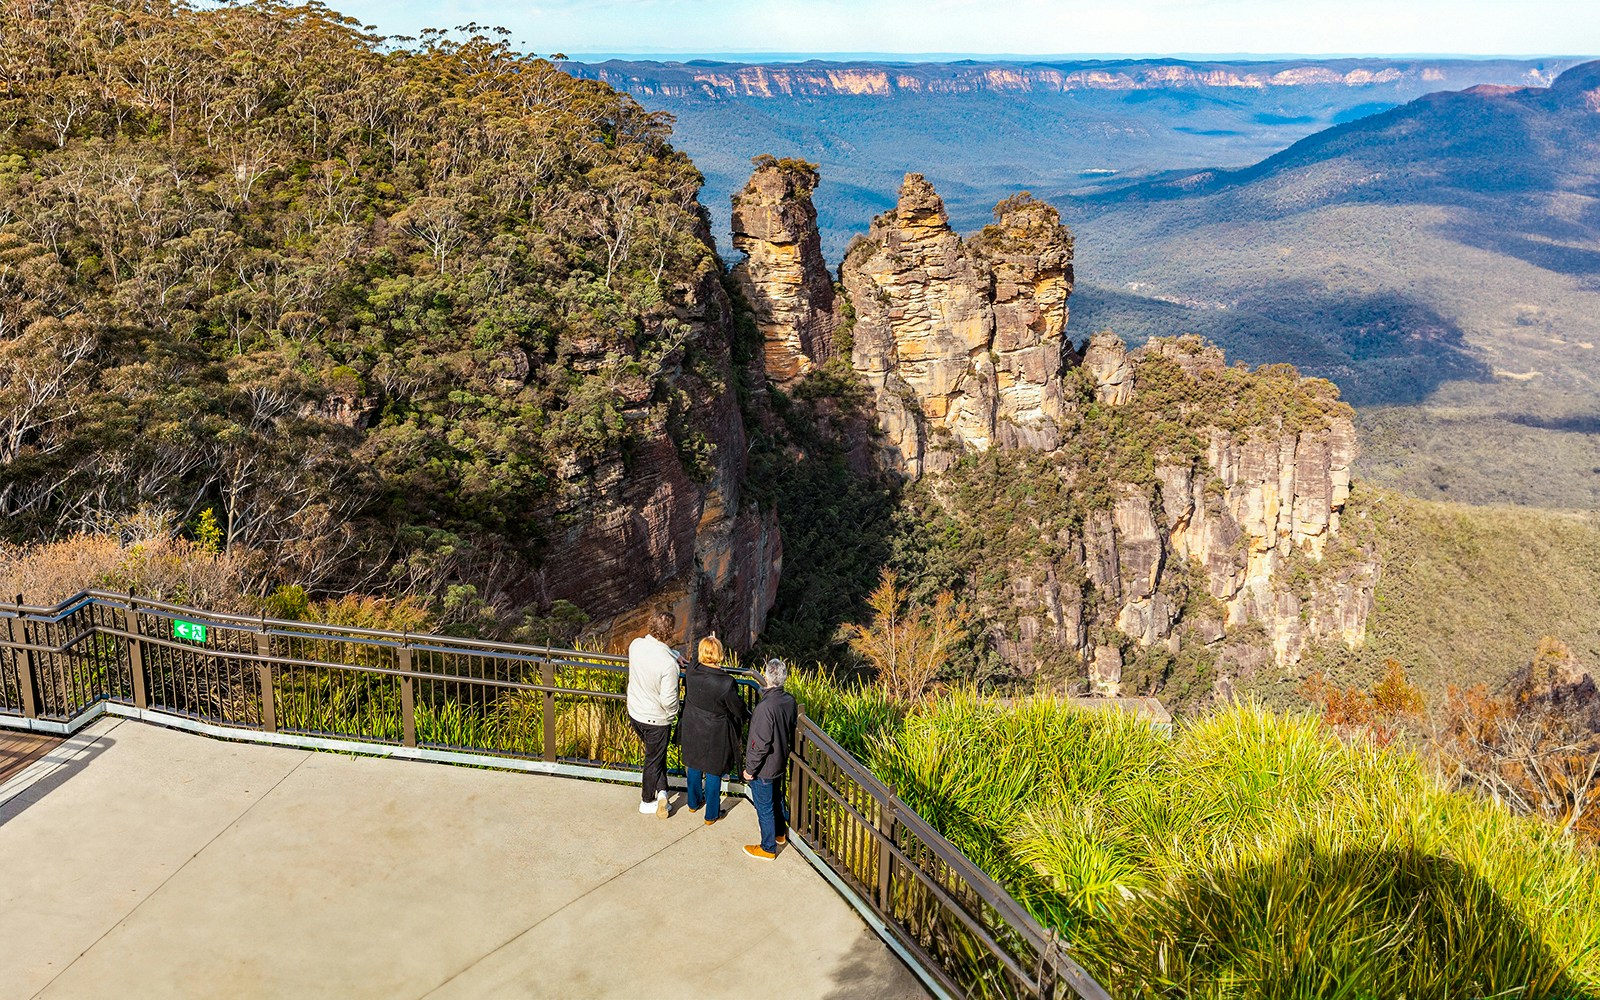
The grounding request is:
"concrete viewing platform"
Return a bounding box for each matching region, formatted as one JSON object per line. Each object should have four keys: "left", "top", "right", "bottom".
{"left": 0, "top": 719, "right": 926, "bottom": 1000}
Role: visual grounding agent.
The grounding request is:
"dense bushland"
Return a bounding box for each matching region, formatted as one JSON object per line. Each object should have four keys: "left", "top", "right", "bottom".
{"left": 0, "top": 0, "right": 719, "bottom": 628}
{"left": 790, "top": 672, "right": 1600, "bottom": 998}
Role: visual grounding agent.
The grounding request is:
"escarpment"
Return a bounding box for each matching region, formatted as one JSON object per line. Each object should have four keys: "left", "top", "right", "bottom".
{"left": 542, "top": 269, "right": 782, "bottom": 654}
{"left": 738, "top": 163, "right": 1375, "bottom": 696}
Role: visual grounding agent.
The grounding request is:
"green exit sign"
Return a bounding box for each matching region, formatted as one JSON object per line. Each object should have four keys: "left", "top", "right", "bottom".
{"left": 173, "top": 620, "right": 208, "bottom": 642}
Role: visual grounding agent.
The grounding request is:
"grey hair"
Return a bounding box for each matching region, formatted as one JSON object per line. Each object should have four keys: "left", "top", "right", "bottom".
{"left": 762, "top": 657, "right": 789, "bottom": 688}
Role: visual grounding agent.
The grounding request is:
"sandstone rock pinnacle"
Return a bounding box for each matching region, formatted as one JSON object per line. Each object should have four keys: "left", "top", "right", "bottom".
{"left": 838, "top": 174, "right": 1074, "bottom": 476}
{"left": 731, "top": 157, "right": 838, "bottom": 385}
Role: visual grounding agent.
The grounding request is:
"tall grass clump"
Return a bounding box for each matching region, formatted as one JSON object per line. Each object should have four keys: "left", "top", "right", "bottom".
{"left": 784, "top": 665, "right": 904, "bottom": 759}
{"left": 804, "top": 686, "right": 1600, "bottom": 999}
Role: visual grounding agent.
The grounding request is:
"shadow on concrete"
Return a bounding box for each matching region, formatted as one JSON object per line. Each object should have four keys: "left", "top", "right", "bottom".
{"left": 0, "top": 734, "right": 113, "bottom": 828}
{"left": 823, "top": 930, "right": 927, "bottom": 1000}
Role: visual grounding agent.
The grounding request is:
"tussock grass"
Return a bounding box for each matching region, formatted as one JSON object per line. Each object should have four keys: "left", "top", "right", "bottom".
{"left": 801, "top": 673, "right": 1600, "bottom": 998}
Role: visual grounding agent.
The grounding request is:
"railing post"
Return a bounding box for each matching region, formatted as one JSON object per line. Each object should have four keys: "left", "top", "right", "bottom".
{"left": 1038, "top": 929, "right": 1062, "bottom": 1000}
{"left": 127, "top": 597, "right": 149, "bottom": 711}
{"left": 540, "top": 655, "right": 556, "bottom": 762}
{"left": 7, "top": 609, "right": 38, "bottom": 720}
{"left": 399, "top": 644, "right": 417, "bottom": 748}
{"left": 254, "top": 629, "right": 276, "bottom": 733}
{"left": 877, "top": 801, "right": 896, "bottom": 912}
{"left": 790, "top": 719, "right": 806, "bottom": 840}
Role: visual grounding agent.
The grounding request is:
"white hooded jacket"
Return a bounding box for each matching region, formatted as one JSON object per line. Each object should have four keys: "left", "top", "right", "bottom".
{"left": 626, "top": 633, "right": 681, "bottom": 726}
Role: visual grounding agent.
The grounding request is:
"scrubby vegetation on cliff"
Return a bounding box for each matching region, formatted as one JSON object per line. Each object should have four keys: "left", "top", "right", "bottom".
{"left": 0, "top": 0, "right": 730, "bottom": 634}
{"left": 1275, "top": 485, "right": 1600, "bottom": 702}
{"left": 790, "top": 672, "right": 1600, "bottom": 998}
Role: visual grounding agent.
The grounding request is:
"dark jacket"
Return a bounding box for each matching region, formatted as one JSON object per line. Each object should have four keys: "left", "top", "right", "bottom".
{"left": 745, "top": 685, "right": 797, "bottom": 781}
{"left": 679, "top": 661, "right": 750, "bottom": 775}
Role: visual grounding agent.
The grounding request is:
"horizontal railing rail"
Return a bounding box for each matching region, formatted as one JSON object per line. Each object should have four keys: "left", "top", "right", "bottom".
{"left": 792, "top": 717, "right": 1109, "bottom": 1000}
{"left": 0, "top": 590, "right": 1107, "bottom": 999}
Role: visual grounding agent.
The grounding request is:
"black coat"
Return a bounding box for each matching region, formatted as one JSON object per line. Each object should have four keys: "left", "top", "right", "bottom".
{"left": 745, "top": 686, "right": 797, "bottom": 781}
{"left": 679, "top": 662, "right": 750, "bottom": 775}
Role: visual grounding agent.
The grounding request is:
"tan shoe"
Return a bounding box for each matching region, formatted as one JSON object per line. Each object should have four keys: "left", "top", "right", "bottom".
{"left": 743, "top": 844, "right": 777, "bottom": 861}
{"left": 656, "top": 793, "right": 670, "bottom": 819}
{"left": 775, "top": 835, "right": 787, "bottom": 846}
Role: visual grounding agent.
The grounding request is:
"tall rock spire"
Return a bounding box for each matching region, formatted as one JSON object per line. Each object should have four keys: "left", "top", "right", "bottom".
{"left": 838, "top": 174, "right": 1074, "bottom": 476}
{"left": 730, "top": 157, "right": 838, "bottom": 385}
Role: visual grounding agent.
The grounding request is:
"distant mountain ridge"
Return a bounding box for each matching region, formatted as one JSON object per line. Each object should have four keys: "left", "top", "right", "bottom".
{"left": 563, "top": 56, "right": 1587, "bottom": 263}
{"left": 1066, "top": 60, "right": 1600, "bottom": 507}
{"left": 571, "top": 57, "right": 1572, "bottom": 100}
{"left": 1090, "top": 58, "right": 1600, "bottom": 204}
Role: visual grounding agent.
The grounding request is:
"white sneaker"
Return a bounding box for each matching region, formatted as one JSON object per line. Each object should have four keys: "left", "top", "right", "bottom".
{"left": 640, "top": 798, "right": 658, "bottom": 815}
{"left": 656, "top": 792, "right": 670, "bottom": 820}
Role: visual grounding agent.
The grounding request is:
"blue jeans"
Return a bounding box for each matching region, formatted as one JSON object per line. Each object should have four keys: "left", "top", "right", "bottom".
{"left": 750, "top": 776, "right": 789, "bottom": 853}
{"left": 685, "top": 767, "right": 724, "bottom": 821}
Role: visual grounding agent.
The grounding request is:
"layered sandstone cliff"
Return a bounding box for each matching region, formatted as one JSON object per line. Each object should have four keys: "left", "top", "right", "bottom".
{"left": 541, "top": 266, "right": 781, "bottom": 653}
{"left": 572, "top": 60, "right": 1566, "bottom": 101}
{"left": 953, "top": 335, "right": 1374, "bottom": 691}
{"left": 839, "top": 175, "right": 1073, "bottom": 476}
{"left": 731, "top": 158, "right": 838, "bottom": 384}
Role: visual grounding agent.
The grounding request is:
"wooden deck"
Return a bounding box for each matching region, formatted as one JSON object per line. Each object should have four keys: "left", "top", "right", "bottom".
{"left": 0, "top": 729, "right": 61, "bottom": 785}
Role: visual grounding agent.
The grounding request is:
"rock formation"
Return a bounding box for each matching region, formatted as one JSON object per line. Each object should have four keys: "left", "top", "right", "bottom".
{"left": 971, "top": 336, "right": 1374, "bottom": 691}
{"left": 731, "top": 158, "right": 838, "bottom": 384}
{"left": 1082, "top": 333, "right": 1134, "bottom": 405}
{"left": 734, "top": 161, "right": 1376, "bottom": 697}
{"left": 839, "top": 175, "right": 1073, "bottom": 476}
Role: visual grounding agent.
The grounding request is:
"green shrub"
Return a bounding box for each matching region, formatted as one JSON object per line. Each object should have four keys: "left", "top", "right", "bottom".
{"left": 791, "top": 672, "right": 1600, "bottom": 997}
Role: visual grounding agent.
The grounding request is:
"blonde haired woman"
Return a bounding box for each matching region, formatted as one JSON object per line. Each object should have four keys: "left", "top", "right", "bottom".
{"left": 678, "top": 634, "right": 749, "bottom": 824}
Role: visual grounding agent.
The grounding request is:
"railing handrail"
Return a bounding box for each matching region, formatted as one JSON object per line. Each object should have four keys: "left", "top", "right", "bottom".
{"left": 797, "top": 716, "right": 1048, "bottom": 945}
{"left": 0, "top": 589, "right": 1106, "bottom": 999}
{"left": 792, "top": 716, "right": 1109, "bottom": 1000}
{"left": 1, "top": 590, "right": 633, "bottom": 664}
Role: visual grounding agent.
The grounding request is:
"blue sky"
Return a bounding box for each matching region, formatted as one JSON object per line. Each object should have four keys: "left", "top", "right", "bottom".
{"left": 326, "top": 0, "right": 1600, "bottom": 59}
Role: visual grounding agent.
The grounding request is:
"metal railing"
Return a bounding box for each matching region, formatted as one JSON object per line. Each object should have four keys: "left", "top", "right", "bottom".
{"left": 0, "top": 590, "right": 1107, "bottom": 1000}
{"left": 792, "top": 718, "right": 1109, "bottom": 1000}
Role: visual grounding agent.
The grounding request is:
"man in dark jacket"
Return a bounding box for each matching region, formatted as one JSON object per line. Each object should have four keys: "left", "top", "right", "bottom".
{"left": 742, "top": 657, "right": 798, "bottom": 861}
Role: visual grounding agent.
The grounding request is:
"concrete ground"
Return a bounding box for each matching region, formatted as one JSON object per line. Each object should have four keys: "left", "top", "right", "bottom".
{"left": 0, "top": 718, "right": 926, "bottom": 1000}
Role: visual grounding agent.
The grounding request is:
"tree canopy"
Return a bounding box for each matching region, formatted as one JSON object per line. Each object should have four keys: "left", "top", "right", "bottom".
{"left": 0, "top": 0, "right": 722, "bottom": 626}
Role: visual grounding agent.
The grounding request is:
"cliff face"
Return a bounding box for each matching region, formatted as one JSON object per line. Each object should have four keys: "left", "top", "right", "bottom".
{"left": 839, "top": 175, "right": 1073, "bottom": 476}
{"left": 539, "top": 268, "right": 781, "bottom": 653}
{"left": 953, "top": 336, "right": 1375, "bottom": 692}
{"left": 573, "top": 60, "right": 1572, "bottom": 101}
{"left": 737, "top": 162, "right": 1374, "bottom": 691}
{"left": 731, "top": 160, "right": 838, "bottom": 384}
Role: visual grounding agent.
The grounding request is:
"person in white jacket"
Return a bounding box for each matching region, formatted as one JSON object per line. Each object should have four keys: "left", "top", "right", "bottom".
{"left": 627, "top": 610, "right": 682, "bottom": 818}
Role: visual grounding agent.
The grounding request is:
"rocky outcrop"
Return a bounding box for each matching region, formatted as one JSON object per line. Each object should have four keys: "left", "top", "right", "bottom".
{"left": 838, "top": 175, "right": 1073, "bottom": 476}
{"left": 731, "top": 158, "right": 838, "bottom": 384}
{"left": 1082, "top": 333, "right": 1134, "bottom": 405}
{"left": 1027, "top": 337, "right": 1372, "bottom": 687}
{"left": 734, "top": 161, "right": 1374, "bottom": 698}
{"left": 900, "top": 334, "right": 1375, "bottom": 697}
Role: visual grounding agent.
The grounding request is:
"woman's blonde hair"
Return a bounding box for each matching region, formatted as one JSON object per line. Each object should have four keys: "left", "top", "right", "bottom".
{"left": 697, "top": 634, "right": 725, "bottom": 667}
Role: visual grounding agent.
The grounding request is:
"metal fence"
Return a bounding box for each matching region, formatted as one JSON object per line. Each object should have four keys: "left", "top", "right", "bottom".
{"left": 0, "top": 590, "right": 1107, "bottom": 1000}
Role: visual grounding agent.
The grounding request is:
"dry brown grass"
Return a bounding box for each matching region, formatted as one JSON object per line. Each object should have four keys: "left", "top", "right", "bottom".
{"left": 0, "top": 521, "right": 257, "bottom": 609}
